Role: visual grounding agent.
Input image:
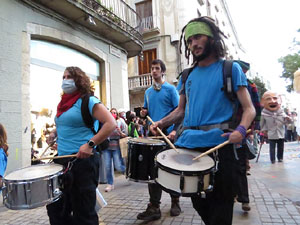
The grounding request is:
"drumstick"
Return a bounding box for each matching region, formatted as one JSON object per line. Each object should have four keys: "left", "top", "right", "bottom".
{"left": 193, "top": 129, "right": 251, "bottom": 160}
{"left": 39, "top": 138, "right": 57, "bottom": 158}
{"left": 146, "top": 116, "right": 179, "bottom": 153}
{"left": 32, "top": 153, "right": 93, "bottom": 161}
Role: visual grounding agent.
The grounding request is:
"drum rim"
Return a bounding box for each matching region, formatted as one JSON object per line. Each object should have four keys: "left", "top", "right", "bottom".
{"left": 128, "top": 138, "right": 166, "bottom": 146}
{"left": 154, "top": 180, "right": 214, "bottom": 197}
{"left": 4, "top": 163, "right": 63, "bottom": 182}
{"left": 155, "top": 149, "right": 216, "bottom": 175}
{"left": 155, "top": 160, "right": 215, "bottom": 176}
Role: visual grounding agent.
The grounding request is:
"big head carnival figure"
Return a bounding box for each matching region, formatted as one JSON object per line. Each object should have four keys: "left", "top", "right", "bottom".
{"left": 260, "top": 91, "right": 289, "bottom": 163}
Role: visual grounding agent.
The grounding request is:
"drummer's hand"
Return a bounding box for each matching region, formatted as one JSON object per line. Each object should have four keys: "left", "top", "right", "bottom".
{"left": 77, "top": 144, "right": 93, "bottom": 158}
{"left": 150, "top": 121, "right": 161, "bottom": 136}
{"left": 51, "top": 143, "right": 58, "bottom": 150}
{"left": 167, "top": 130, "right": 176, "bottom": 142}
{"left": 221, "top": 130, "right": 243, "bottom": 144}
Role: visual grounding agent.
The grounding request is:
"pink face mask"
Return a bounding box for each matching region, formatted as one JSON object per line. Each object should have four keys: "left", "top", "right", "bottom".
{"left": 111, "top": 113, "right": 117, "bottom": 119}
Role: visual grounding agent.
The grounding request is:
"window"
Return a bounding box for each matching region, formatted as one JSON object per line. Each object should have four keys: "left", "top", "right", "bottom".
{"left": 30, "top": 40, "right": 100, "bottom": 124}
{"left": 198, "top": 0, "right": 205, "bottom": 6}
{"left": 136, "top": 0, "right": 153, "bottom": 31}
{"left": 138, "top": 48, "right": 157, "bottom": 75}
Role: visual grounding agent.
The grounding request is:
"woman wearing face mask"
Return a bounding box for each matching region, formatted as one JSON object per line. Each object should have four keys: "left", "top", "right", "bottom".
{"left": 46, "top": 66, "right": 116, "bottom": 225}
{"left": 102, "top": 108, "right": 127, "bottom": 192}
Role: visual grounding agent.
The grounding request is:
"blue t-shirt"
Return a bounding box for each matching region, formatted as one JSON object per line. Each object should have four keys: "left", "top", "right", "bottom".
{"left": 0, "top": 148, "right": 7, "bottom": 177}
{"left": 175, "top": 60, "right": 247, "bottom": 148}
{"left": 55, "top": 96, "right": 101, "bottom": 156}
{"left": 144, "top": 82, "right": 179, "bottom": 134}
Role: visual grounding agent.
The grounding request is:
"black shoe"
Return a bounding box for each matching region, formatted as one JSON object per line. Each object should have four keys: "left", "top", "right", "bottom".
{"left": 278, "top": 159, "right": 283, "bottom": 162}
{"left": 271, "top": 161, "right": 275, "bottom": 164}
{"left": 137, "top": 204, "right": 161, "bottom": 221}
{"left": 242, "top": 203, "right": 251, "bottom": 211}
{"left": 170, "top": 200, "right": 181, "bottom": 216}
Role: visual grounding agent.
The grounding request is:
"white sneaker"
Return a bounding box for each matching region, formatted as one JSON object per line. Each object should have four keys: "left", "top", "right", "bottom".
{"left": 105, "top": 185, "right": 114, "bottom": 192}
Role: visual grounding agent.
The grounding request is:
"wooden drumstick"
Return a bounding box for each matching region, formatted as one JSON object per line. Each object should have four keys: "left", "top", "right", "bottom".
{"left": 32, "top": 153, "right": 94, "bottom": 161}
{"left": 39, "top": 138, "right": 57, "bottom": 158}
{"left": 146, "top": 116, "right": 179, "bottom": 153}
{"left": 193, "top": 129, "right": 251, "bottom": 160}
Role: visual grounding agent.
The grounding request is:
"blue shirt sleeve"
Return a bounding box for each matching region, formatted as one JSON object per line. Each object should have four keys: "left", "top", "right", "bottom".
{"left": 143, "top": 89, "right": 148, "bottom": 109}
{"left": 88, "top": 96, "right": 101, "bottom": 119}
{"left": 0, "top": 149, "right": 7, "bottom": 177}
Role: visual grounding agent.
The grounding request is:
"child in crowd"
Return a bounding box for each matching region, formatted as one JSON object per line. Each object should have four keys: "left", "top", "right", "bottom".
{"left": 0, "top": 123, "right": 9, "bottom": 191}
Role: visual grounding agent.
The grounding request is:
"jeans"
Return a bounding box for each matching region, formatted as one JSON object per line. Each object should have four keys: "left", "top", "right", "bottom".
{"left": 269, "top": 139, "right": 284, "bottom": 162}
{"left": 102, "top": 148, "right": 125, "bottom": 185}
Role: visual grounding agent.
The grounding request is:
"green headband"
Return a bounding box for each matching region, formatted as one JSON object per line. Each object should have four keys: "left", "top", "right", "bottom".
{"left": 185, "top": 21, "right": 213, "bottom": 41}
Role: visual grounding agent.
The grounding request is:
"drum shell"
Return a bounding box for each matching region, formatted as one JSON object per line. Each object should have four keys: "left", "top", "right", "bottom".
{"left": 126, "top": 139, "right": 166, "bottom": 182}
{"left": 155, "top": 149, "right": 215, "bottom": 197}
{"left": 2, "top": 165, "right": 63, "bottom": 210}
{"left": 155, "top": 161, "right": 214, "bottom": 197}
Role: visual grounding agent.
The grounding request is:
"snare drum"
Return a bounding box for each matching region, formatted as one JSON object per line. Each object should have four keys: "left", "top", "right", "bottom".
{"left": 155, "top": 149, "right": 215, "bottom": 196}
{"left": 2, "top": 163, "right": 63, "bottom": 210}
{"left": 126, "top": 138, "right": 166, "bottom": 182}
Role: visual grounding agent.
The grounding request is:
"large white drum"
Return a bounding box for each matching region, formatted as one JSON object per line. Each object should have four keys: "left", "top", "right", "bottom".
{"left": 2, "top": 163, "right": 63, "bottom": 210}
{"left": 155, "top": 149, "right": 215, "bottom": 196}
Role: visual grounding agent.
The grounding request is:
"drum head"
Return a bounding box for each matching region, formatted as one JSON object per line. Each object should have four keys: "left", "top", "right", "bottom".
{"left": 129, "top": 137, "right": 165, "bottom": 146}
{"left": 4, "top": 164, "right": 63, "bottom": 181}
{"left": 156, "top": 149, "right": 215, "bottom": 172}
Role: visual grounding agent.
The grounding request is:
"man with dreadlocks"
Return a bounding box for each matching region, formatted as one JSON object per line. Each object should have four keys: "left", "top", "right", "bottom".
{"left": 150, "top": 17, "right": 255, "bottom": 225}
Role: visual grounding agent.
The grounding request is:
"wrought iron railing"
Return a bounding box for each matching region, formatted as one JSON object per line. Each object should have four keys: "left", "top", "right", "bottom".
{"left": 128, "top": 73, "right": 153, "bottom": 90}
{"left": 79, "top": 0, "right": 142, "bottom": 39}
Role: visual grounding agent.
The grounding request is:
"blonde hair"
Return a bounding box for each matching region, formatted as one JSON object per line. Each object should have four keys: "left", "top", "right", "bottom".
{"left": 0, "top": 123, "right": 8, "bottom": 156}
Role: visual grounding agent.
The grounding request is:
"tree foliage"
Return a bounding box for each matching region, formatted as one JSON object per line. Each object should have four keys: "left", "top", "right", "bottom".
{"left": 249, "top": 77, "right": 267, "bottom": 98}
{"left": 278, "top": 29, "right": 300, "bottom": 92}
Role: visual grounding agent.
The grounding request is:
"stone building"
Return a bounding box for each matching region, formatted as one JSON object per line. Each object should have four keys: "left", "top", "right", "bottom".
{"left": 0, "top": 0, "right": 142, "bottom": 172}
{"left": 127, "top": 0, "right": 248, "bottom": 112}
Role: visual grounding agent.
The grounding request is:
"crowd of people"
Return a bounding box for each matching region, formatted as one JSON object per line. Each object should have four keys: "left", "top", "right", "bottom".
{"left": 1, "top": 15, "right": 300, "bottom": 225}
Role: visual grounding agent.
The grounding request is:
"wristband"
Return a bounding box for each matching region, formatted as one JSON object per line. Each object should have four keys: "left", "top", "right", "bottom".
{"left": 235, "top": 125, "right": 247, "bottom": 139}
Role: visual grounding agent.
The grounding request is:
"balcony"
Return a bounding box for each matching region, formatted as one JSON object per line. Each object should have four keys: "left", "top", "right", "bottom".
{"left": 22, "top": 0, "right": 143, "bottom": 57}
{"left": 128, "top": 73, "right": 153, "bottom": 92}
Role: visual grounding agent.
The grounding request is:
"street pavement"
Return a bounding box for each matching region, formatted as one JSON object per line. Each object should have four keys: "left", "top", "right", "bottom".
{"left": 1, "top": 141, "right": 300, "bottom": 224}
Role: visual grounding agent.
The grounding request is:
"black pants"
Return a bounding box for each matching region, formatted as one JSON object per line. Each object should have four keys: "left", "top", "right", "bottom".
{"left": 148, "top": 182, "right": 179, "bottom": 206}
{"left": 191, "top": 144, "right": 238, "bottom": 225}
{"left": 47, "top": 153, "right": 100, "bottom": 225}
{"left": 269, "top": 139, "right": 284, "bottom": 162}
{"left": 236, "top": 146, "right": 249, "bottom": 203}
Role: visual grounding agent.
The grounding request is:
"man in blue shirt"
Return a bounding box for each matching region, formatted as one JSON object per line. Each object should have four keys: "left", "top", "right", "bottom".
{"left": 151, "top": 17, "right": 255, "bottom": 225}
{"left": 138, "top": 59, "right": 180, "bottom": 221}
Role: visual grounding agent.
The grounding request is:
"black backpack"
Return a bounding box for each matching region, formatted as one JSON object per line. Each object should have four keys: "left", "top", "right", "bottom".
{"left": 81, "top": 95, "right": 109, "bottom": 152}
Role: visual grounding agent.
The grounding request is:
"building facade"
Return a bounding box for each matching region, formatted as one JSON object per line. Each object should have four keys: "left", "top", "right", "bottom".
{"left": 127, "top": 0, "right": 248, "bottom": 111}
{"left": 0, "top": 0, "right": 142, "bottom": 172}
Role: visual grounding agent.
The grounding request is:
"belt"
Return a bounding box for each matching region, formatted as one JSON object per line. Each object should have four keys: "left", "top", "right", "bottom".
{"left": 183, "top": 123, "right": 230, "bottom": 132}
